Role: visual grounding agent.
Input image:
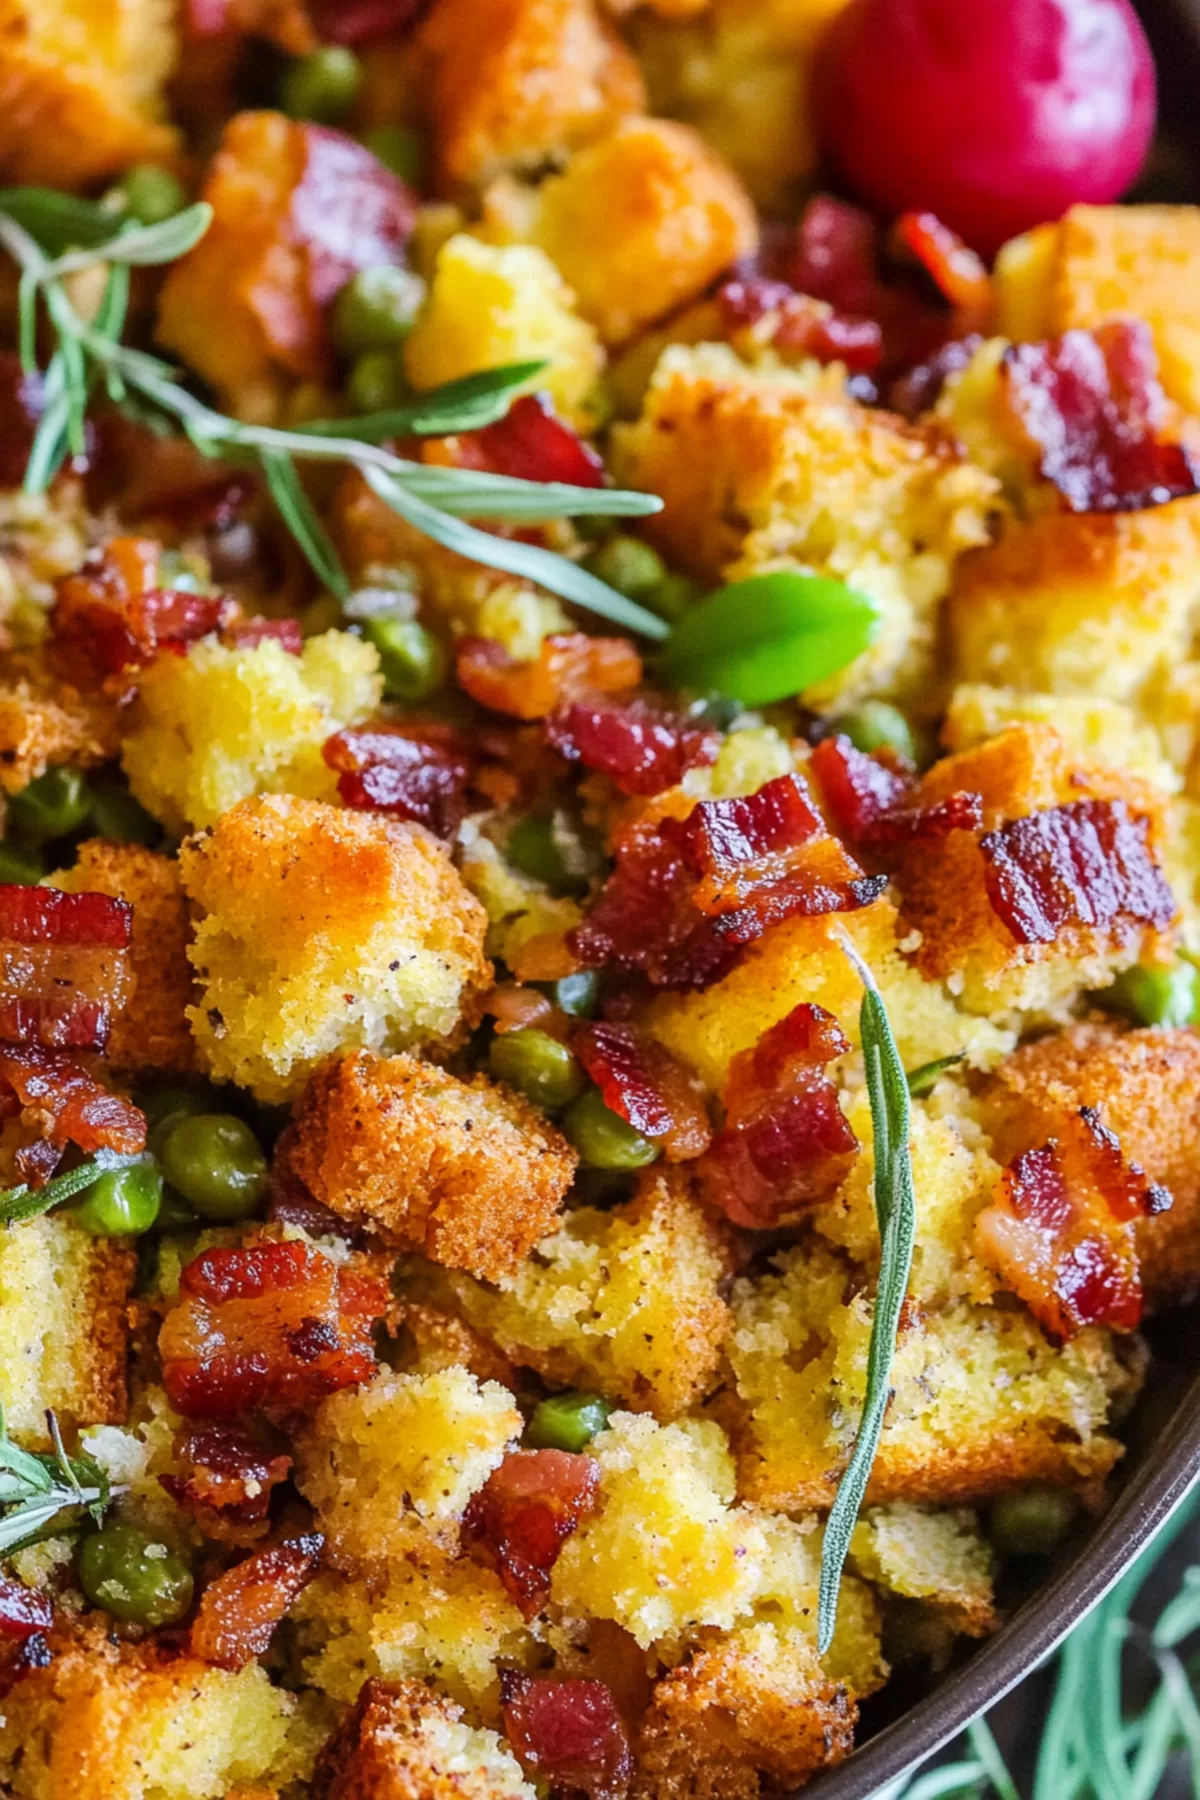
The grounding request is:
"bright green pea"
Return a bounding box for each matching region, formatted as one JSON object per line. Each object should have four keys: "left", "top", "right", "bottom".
{"left": 831, "top": 700, "right": 918, "bottom": 765}
{"left": 545, "top": 971, "right": 600, "bottom": 1019}
{"left": 106, "top": 163, "right": 187, "bottom": 225}
{"left": 365, "top": 616, "right": 446, "bottom": 702}
{"left": 346, "top": 348, "right": 404, "bottom": 414}
{"left": 489, "top": 1029, "right": 586, "bottom": 1112}
{"left": 526, "top": 1390, "right": 613, "bottom": 1453}
{"left": 0, "top": 842, "right": 44, "bottom": 884}
{"left": 583, "top": 536, "right": 667, "bottom": 601}
{"left": 506, "top": 813, "right": 601, "bottom": 898}
{"left": 71, "top": 1161, "right": 162, "bottom": 1237}
{"left": 87, "top": 784, "right": 160, "bottom": 848}
{"left": 1102, "top": 961, "right": 1198, "bottom": 1029}
{"left": 332, "top": 266, "right": 425, "bottom": 358}
{"left": 988, "top": 1486, "right": 1078, "bottom": 1558}
{"left": 156, "top": 1113, "right": 268, "bottom": 1223}
{"left": 561, "top": 1088, "right": 660, "bottom": 1170}
{"left": 281, "top": 45, "right": 363, "bottom": 123}
{"left": 8, "top": 767, "right": 91, "bottom": 840}
{"left": 362, "top": 125, "right": 427, "bottom": 185}
{"left": 643, "top": 571, "right": 702, "bottom": 622}
{"left": 77, "top": 1522, "right": 194, "bottom": 1626}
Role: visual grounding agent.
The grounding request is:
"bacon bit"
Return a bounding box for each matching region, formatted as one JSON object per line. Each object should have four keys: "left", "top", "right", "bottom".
{"left": 889, "top": 333, "right": 986, "bottom": 420}
{"left": 718, "top": 278, "right": 884, "bottom": 375}
{"left": 159, "top": 1239, "right": 386, "bottom": 1419}
{"left": 1003, "top": 321, "right": 1200, "bottom": 514}
{"left": 52, "top": 537, "right": 238, "bottom": 683}
{"left": 546, "top": 696, "right": 719, "bottom": 796}
{"left": 448, "top": 394, "right": 606, "bottom": 490}
{"left": 501, "top": 1673, "right": 633, "bottom": 1800}
{"left": 309, "top": 0, "right": 429, "bottom": 42}
{"left": 0, "top": 886, "right": 134, "bottom": 1053}
{"left": 775, "top": 196, "right": 881, "bottom": 317}
{"left": 0, "top": 1578, "right": 52, "bottom": 1641}
{"left": 323, "top": 724, "right": 472, "bottom": 837}
{"left": 0, "top": 1045, "right": 145, "bottom": 1179}
{"left": 894, "top": 212, "right": 992, "bottom": 315}
{"left": 980, "top": 800, "right": 1176, "bottom": 948}
{"left": 160, "top": 1427, "right": 292, "bottom": 1530}
{"left": 292, "top": 127, "right": 416, "bottom": 309}
{"left": 701, "top": 1003, "right": 857, "bottom": 1228}
{"left": 190, "top": 1534, "right": 323, "bottom": 1670}
{"left": 812, "top": 736, "right": 983, "bottom": 851}
{"left": 464, "top": 1450, "right": 599, "bottom": 1621}
{"left": 457, "top": 634, "right": 642, "bottom": 722}
{"left": 573, "top": 1022, "right": 711, "bottom": 1160}
{"left": 226, "top": 617, "right": 303, "bottom": 653}
{"left": 0, "top": 889, "right": 130, "bottom": 949}
{"left": 975, "top": 1107, "right": 1171, "bottom": 1339}
{"left": 483, "top": 982, "right": 560, "bottom": 1037}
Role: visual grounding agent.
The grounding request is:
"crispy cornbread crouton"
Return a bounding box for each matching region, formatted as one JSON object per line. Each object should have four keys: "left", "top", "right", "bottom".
{"left": 404, "top": 234, "right": 604, "bottom": 429}
{"left": 296, "top": 1367, "right": 521, "bottom": 1564}
{"left": 400, "top": 1302, "right": 519, "bottom": 1388}
{"left": 850, "top": 1505, "right": 997, "bottom": 1637}
{"left": 49, "top": 841, "right": 195, "bottom": 1076}
{"left": 0, "top": 0, "right": 177, "bottom": 189}
{"left": 312, "top": 1678, "right": 536, "bottom": 1800}
{"left": 284, "top": 1049, "right": 575, "bottom": 1280}
{"left": 180, "top": 799, "right": 490, "bottom": 1103}
{"left": 948, "top": 501, "right": 1200, "bottom": 706}
{"left": 891, "top": 724, "right": 1177, "bottom": 1014}
{"left": 613, "top": 346, "right": 997, "bottom": 709}
{"left": 944, "top": 685, "right": 1182, "bottom": 795}
{"left": 0, "top": 1215, "right": 133, "bottom": 1440}
{"left": 0, "top": 1638, "right": 318, "bottom": 1800}
{"left": 415, "top": 0, "right": 645, "bottom": 191}
{"left": 0, "top": 674, "right": 118, "bottom": 795}
{"left": 981, "top": 1022, "right": 1200, "bottom": 1307}
{"left": 522, "top": 119, "right": 757, "bottom": 346}
{"left": 726, "top": 1241, "right": 1139, "bottom": 1510}
{"left": 435, "top": 1169, "right": 733, "bottom": 1418}
{"left": 120, "top": 629, "right": 382, "bottom": 834}
{"left": 994, "top": 206, "right": 1200, "bottom": 413}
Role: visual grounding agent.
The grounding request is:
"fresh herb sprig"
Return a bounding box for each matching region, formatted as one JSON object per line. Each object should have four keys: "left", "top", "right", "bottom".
{"left": 0, "top": 196, "right": 668, "bottom": 639}
{"left": 0, "top": 1148, "right": 144, "bottom": 1229}
{"left": 818, "top": 936, "right": 917, "bottom": 1655}
{"left": 0, "top": 1405, "right": 113, "bottom": 1558}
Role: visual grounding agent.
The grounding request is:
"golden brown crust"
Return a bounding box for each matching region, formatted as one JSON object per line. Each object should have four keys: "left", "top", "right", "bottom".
{"left": 310, "top": 1678, "right": 531, "bottom": 1800}
{"left": 399, "top": 1301, "right": 519, "bottom": 1389}
{"left": 284, "top": 1049, "right": 577, "bottom": 1282}
{"left": 0, "top": 675, "right": 119, "bottom": 797}
{"left": 77, "top": 1236, "right": 137, "bottom": 1428}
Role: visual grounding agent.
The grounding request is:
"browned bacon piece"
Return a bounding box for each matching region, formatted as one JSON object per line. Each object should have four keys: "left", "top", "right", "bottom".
{"left": 449, "top": 393, "right": 606, "bottom": 489}
{"left": 894, "top": 211, "right": 992, "bottom": 314}
{"left": 457, "top": 634, "right": 642, "bottom": 722}
{"left": 463, "top": 1449, "right": 599, "bottom": 1621}
{"left": 717, "top": 277, "right": 884, "bottom": 374}
{"left": 190, "top": 1533, "right": 323, "bottom": 1669}
{"left": 979, "top": 799, "right": 1177, "bottom": 947}
{"left": 572, "top": 1021, "right": 711, "bottom": 1160}
{"left": 51, "top": 537, "right": 239, "bottom": 684}
{"left": 0, "top": 885, "right": 133, "bottom": 1054}
{"left": 501, "top": 1673, "right": 633, "bottom": 1800}
{"left": 160, "top": 1426, "right": 292, "bottom": 1532}
{"left": 546, "top": 696, "right": 719, "bottom": 797}
{"left": 323, "top": 724, "right": 473, "bottom": 837}
{"left": 0, "top": 1578, "right": 52, "bottom": 1641}
{"left": 289, "top": 127, "right": 416, "bottom": 309}
{"left": 0, "top": 1043, "right": 145, "bottom": 1182}
{"left": 811, "top": 735, "right": 983, "bottom": 851}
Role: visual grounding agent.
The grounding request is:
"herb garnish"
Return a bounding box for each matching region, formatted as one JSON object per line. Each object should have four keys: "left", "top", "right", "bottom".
{"left": 905, "top": 1051, "right": 966, "bottom": 1098}
{"left": 818, "top": 936, "right": 917, "bottom": 1654}
{"left": 0, "top": 197, "right": 668, "bottom": 639}
{"left": 0, "top": 1148, "right": 145, "bottom": 1229}
{"left": 0, "top": 1404, "right": 113, "bottom": 1558}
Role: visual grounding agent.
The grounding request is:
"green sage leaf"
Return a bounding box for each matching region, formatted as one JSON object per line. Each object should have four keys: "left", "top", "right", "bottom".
{"left": 299, "top": 360, "right": 549, "bottom": 441}
{"left": 660, "top": 571, "right": 881, "bottom": 706}
{"left": 260, "top": 448, "right": 350, "bottom": 599}
{"left": 0, "top": 188, "right": 118, "bottom": 256}
{"left": 43, "top": 203, "right": 213, "bottom": 276}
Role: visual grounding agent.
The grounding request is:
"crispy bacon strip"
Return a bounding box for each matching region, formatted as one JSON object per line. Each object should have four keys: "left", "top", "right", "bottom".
{"left": 546, "top": 696, "right": 719, "bottom": 797}
{"left": 572, "top": 1021, "right": 711, "bottom": 1160}
{"left": 323, "top": 724, "right": 472, "bottom": 837}
{"left": 718, "top": 277, "right": 884, "bottom": 373}
{"left": 0, "top": 886, "right": 134, "bottom": 1054}
{"left": 0, "top": 1578, "right": 52, "bottom": 1641}
{"left": 463, "top": 1450, "right": 599, "bottom": 1621}
{"left": 980, "top": 799, "right": 1176, "bottom": 947}
{"left": 190, "top": 1533, "right": 323, "bottom": 1669}
{"left": 501, "top": 1673, "right": 633, "bottom": 1800}
{"left": 0, "top": 1044, "right": 145, "bottom": 1182}
{"left": 811, "top": 736, "right": 983, "bottom": 851}
{"left": 160, "top": 1426, "right": 292, "bottom": 1531}
{"left": 291, "top": 127, "right": 416, "bottom": 309}
{"left": 975, "top": 1106, "right": 1170, "bottom": 1339}
{"left": 52, "top": 537, "right": 239, "bottom": 683}
{"left": 457, "top": 634, "right": 642, "bottom": 722}
{"left": 448, "top": 394, "right": 606, "bottom": 489}
{"left": 894, "top": 212, "right": 992, "bottom": 315}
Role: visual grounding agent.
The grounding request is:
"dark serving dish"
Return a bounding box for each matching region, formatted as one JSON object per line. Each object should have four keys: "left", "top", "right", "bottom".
{"left": 807, "top": 4, "right": 1200, "bottom": 1791}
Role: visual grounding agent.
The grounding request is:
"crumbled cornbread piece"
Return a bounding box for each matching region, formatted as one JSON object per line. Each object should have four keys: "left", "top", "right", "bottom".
{"left": 120, "top": 629, "right": 381, "bottom": 834}
{"left": 400, "top": 1302, "right": 519, "bottom": 1388}
{"left": 0, "top": 675, "right": 118, "bottom": 796}
{"left": 851, "top": 1504, "right": 998, "bottom": 1637}
{"left": 180, "top": 798, "right": 490, "bottom": 1102}
{"left": 311, "top": 1678, "right": 536, "bottom": 1800}
{"left": 284, "top": 1049, "right": 575, "bottom": 1281}
{"left": 943, "top": 684, "right": 1182, "bottom": 795}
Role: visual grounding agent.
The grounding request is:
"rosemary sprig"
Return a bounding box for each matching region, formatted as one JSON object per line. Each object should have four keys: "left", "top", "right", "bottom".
{"left": 0, "top": 1404, "right": 113, "bottom": 1558}
{"left": 905, "top": 1051, "right": 966, "bottom": 1098}
{"left": 0, "top": 198, "right": 669, "bottom": 639}
{"left": 0, "top": 1148, "right": 144, "bottom": 1229}
{"left": 818, "top": 936, "right": 917, "bottom": 1654}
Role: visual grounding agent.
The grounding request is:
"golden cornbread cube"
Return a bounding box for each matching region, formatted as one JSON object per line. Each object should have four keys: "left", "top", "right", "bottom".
{"left": 180, "top": 797, "right": 490, "bottom": 1103}
{"left": 0, "top": 1638, "right": 318, "bottom": 1800}
{"left": 435, "top": 1168, "right": 733, "bottom": 1418}
{"left": 404, "top": 234, "right": 604, "bottom": 429}
{"left": 943, "top": 684, "right": 1182, "bottom": 795}
{"left": 50, "top": 841, "right": 196, "bottom": 1076}
{"left": 0, "top": 674, "right": 118, "bottom": 796}
{"left": 994, "top": 205, "right": 1200, "bottom": 414}
{"left": 311, "top": 1679, "right": 535, "bottom": 1800}
{"left": 415, "top": 0, "right": 645, "bottom": 191}
{"left": 0, "top": 1215, "right": 133, "bottom": 1441}
{"left": 727, "top": 1241, "right": 1139, "bottom": 1511}
{"left": 850, "top": 1504, "right": 997, "bottom": 1637}
{"left": 981, "top": 1022, "right": 1200, "bottom": 1310}
{"left": 523, "top": 118, "right": 757, "bottom": 346}
{"left": 284, "top": 1049, "right": 575, "bottom": 1281}
{"left": 613, "top": 345, "right": 997, "bottom": 709}
{"left": 948, "top": 500, "right": 1200, "bottom": 706}
{"left": 120, "top": 628, "right": 381, "bottom": 834}
{"left": 297, "top": 1366, "right": 521, "bottom": 1565}
{"left": 0, "top": 0, "right": 177, "bottom": 188}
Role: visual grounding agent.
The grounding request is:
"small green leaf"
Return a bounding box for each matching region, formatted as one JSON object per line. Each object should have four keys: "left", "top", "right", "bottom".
{"left": 0, "top": 1149, "right": 145, "bottom": 1229}
{"left": 660, "top": 571, "right": 881, "bottom": 707}
{"left": 0, "top": 188, "right": 118, "bottom": 255}
{"left": 905, "top": 1052, "right": 966, "bottom": 1098}
{"left": 43, "top": 203, "right": 213, "bottom": 276}
{"left": 299, "top": 361, "right": 549, "bottom": 441}
{"left": 260, "top": 448, "right": 350, "bottom": 599}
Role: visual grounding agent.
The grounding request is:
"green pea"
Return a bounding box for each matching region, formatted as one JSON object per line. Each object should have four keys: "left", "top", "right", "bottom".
{"left": 77, "top": 1522, "right": 194, "bottom": 1626}
{"left": 1101, "top": 961, "right": 1198, "bottom": 1029}
{"left": 0, "top": 842, "right": 44, "bottom": 885}
{"left": 506, "top": 813, "right": 600, "bottom": 898}
{"left": 545, "top": 971, "right": 600, "bottom": 1019}
{"left": 832, "top": 700, "right": 918, "bottom": 765}
{"left": 71, "top": 1161, "right": 162, "bottom": 1237}
{"left": 526, "top": 1391, "right": 613, "bottom": 1453}
{"left": 362, "top": 125, "right": 427, "bottom": 186}
{"left": 988, "top": 1486, "right": 1078, "bottom": 1558}
{"left": 141, "top": 1083, "right": 223, "bottom": 1137}
{"left": 333, "top": 267, "right": 425, "bottom": 358}
{"left": 281, "top": 45, "right": 363, "bottom": 123}
{"left": 489, "top": 1029, "right": 586, "bottom": 1112}
{"left": 8, "top": 767, "right": 91, "bottom": 840}
{"left": 561, "top": 1087, "right": 660, "bottom": 1170}
{"left": 583, "top": 536, "right": 667, "bottom": 601}
{"left": 643, "top": 571, "right": 702, "bottom": 622}
{"left": 365, "top": 616, "right": 446, "bottom": 702}
{"left": 87, "top": 784, "right": 160, "bottom": 848}
{"left": 156, "top": 1113, "right": 268, "bottom": 1223}
{"left": 346, "top": 348, "right": 403, "bottom": 414}
{"left": 106, "top": 163, "right": 187, "bottom": 225}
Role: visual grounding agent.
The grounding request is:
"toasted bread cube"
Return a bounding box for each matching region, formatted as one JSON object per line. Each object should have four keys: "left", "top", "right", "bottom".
{"left": 284, "top": 1049, "right": 575, "bottom": 1281}
{"left": 0, "top": 1215, "right": 133, "bottom": 1441}
{"left": 404, "top": 234, "right": 604, "bottom": 429}
{"left": 120, "top": 629, "right": 381, "bottom": 834}
{"left": 727, "top": 1241, "right": 1138, "bottom": 1510}
{"left": 180, "top": 797, "right": 490, "bottom": 1102}
{"left": 944, "top": 684, "right": 1182, "bottom": 794}
{"left": 994, "top": 205, "right": 1200, "bottom": 413}
{"left": 850, "top": 1505, "right": 997, "bottom": 1637}
{"left": 0, "top": 0, "right": 177, "bottom": 189}
{"left": 981, "top": 1022, "right": 1200, "bottom": 1309}
{"left": 297, "top": 1366, "right": 520, "bottom": 1566}
{"left": 399, "top": 1302, "right": 519, "bottom": 1388}
{"left": 0, "top": 1639, "right": 316, "bottom": 1800}
{"left": 415, "top": 0, "right": 644, "bottom": 191}
{"left": 311, "top": 1678, "right": 535, "bottom": 1800}
{"left": 524, "top": 119, "right": 757, "bottom": 346}
{"left": 436, "top": 1168, "right": 733, "bottom": 1418}
{"left": 49, "top": 841, "right": 195, "bottom": 1076}
{"left": 0, "top": 675, "right": 118, "bottom": 796}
